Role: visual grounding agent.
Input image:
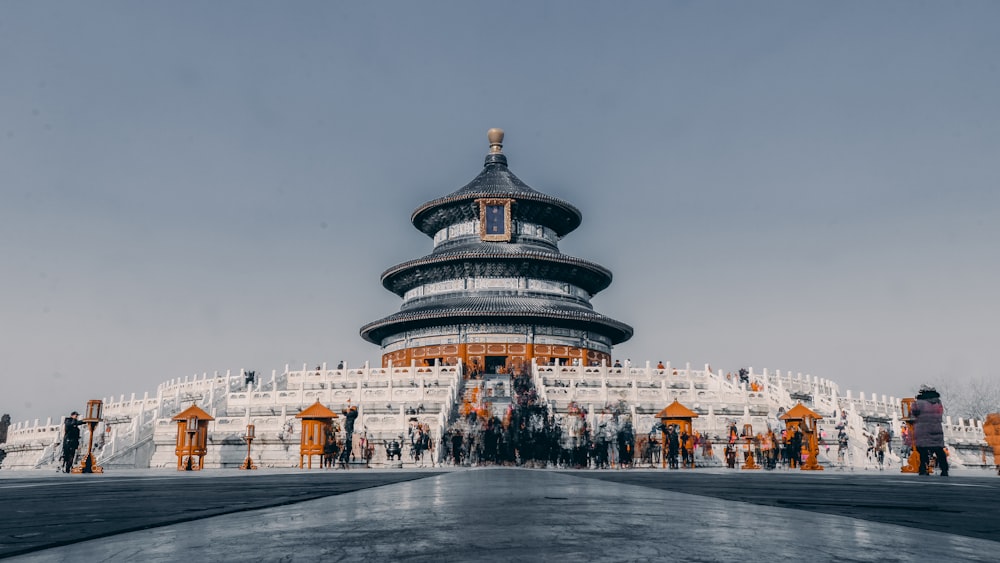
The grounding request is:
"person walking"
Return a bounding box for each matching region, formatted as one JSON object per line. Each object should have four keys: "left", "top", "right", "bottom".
{"left": 679, "top": 429, "right": 690, "bottom": 468}
{"left": 451, "top": 430, "right": 464, "bottom": 466}
{"left": 617, "top": 420, "right": 634, "bottom": 468}
{"left": 323, "top": 429, "right": 339, "bottom": 469}
{"left": 61, "top": 411, "right": 84, "bottom": 473}
{"left": 837, "top": 429, "right": 849, "bottom": 466}
{"left": 875, "top": 425, "right": 890, "bottom": 469}
{"left": 913, "top": 385, "right": 949, "bottom": 476}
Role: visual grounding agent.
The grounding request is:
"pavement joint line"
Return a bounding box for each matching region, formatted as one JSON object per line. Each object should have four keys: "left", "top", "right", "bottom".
{"left": 0, "top": 472, "right": 444, "bottom": 560}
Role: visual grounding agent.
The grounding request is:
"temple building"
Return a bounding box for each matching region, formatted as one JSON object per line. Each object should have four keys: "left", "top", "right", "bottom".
{"left": 360, "top": 129, "right": 633, "bottom": 374}
{"left": 2, "top": 130, "right": 991, "bottom": 474}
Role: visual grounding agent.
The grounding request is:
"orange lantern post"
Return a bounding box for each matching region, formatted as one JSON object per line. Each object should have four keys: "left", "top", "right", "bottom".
{"left": 982, "top": 413, "right": 1000, "bottom": 476}
{"left": 295, "top": 401, "right": 339, "bottom": 469}
{"left": 780, "top": 402, "right": 824, "bottom": 471}
{"left": 72, "top": 399, "right": 104, "bottom": 474}
{"left": 240, "top": 423, "right": 258, "bottom": 470}
{"left": 899, "top": 398, "right": 922, "bottom": 474}
{"left": 655, "top": 400, "right": 699, "bottom": 469}
{"left": 172, "top": 404, "right": 214, "bottom": 471}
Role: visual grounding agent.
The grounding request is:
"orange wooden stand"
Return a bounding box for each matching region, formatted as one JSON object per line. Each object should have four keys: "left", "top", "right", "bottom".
{"left": 71, "top": 399, "right": 105, "bottom": 474}
{"left": 173, "top": 404, "right": 214, "bottom": 470}
{"left": 655, "top": 400, "right": 699, "bottom": 469}
{"left": 982, "top": 413, "right": 999, "bottom": 475}
{"left": 781, "top": 403, "right": 824, "bottom": 471}
{"left": 899, "top": 398, "right": 922, "bottom": 474}
{"left": 296, "top": 401, "right": 339, "bottom": 469}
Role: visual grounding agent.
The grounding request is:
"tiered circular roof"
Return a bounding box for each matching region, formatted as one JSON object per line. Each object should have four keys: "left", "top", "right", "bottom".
{"left": 360, "top": 129, "right": 633, "bottom": 347}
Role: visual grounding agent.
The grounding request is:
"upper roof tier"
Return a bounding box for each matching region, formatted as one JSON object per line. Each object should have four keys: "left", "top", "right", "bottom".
{"left": 410, "top": 130, "right": 582, "bottom": 237}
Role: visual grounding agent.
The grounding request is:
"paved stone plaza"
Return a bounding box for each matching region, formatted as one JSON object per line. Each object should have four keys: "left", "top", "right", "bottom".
{"left": 1, "top": 467, "right": 998, "bottom": 562}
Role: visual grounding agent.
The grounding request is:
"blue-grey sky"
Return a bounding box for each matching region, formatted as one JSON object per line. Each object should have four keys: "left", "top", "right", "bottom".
{"left": 2, "top": 2, "right": 998, "bottom": 424}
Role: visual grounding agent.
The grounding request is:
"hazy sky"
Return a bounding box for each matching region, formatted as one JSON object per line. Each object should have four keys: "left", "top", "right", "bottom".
{"left": 2, "top": 2, "right": 998, "bottom": 424}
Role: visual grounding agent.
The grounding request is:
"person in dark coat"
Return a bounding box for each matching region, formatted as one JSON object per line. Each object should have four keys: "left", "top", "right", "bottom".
{"left": 451, "top": 430, "right": 464, "bottom": 466}
{"left": 789, "top": 426, "right": 804, "bottom": 469}
{"left": 665, "top": 425, "right": 680, "bottom": 469}
{"left": 912, "top": 385, "right": 949, "bottom": 476}
{"left": 62, "top": 411, "right": 84, "bottom": 473}
{"left": 323, "top": 429, "right": 339, "bottom": 469}
{"left": 617, "top": 421, "right": 635, "bottom": 468}
{"left": 679, "top": 429, "right": 691, "bottom": 468}
{"left": 340, "top": 405, "right": 359, "bottom": 463}
{"left": 342, "top": 405, "right": 359, "bottom": 436}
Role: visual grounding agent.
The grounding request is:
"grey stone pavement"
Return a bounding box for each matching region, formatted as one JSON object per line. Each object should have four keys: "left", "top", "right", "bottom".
{"left": 1, "top": 466, "right": 998, "bottom": 562}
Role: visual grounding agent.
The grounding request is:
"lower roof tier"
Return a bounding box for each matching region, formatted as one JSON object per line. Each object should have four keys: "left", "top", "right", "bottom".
{"left": 360, "top": 295, "right": 633, "bottom": 346}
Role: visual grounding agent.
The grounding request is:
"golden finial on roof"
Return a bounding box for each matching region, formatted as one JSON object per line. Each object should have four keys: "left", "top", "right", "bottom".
{"left": 488, "top": 128, "right": 504, "bottom": 154}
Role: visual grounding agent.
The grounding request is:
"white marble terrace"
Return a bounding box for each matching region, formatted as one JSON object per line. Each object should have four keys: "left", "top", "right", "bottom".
{"left": 1, "top": 359, "right": 991, "bottom": 471}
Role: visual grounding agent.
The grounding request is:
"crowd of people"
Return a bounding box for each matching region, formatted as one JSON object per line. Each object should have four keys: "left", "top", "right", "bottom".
{"left": 715, "top": 422, "right": 804, "bottom": 470}
{"left": 433, "top": 367, "right": 958, "bottom": 473}
{"left": 341, "top": 381, "right": 952, "bottom": 473}
{"left": 440, "top": 404, "right": 642, "bottom": 469}
{"left": 438, "top": 370, "right": 645, "bottom": 468}
{"left": 440, "top": 368, "right": 798, "bottom": 470}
